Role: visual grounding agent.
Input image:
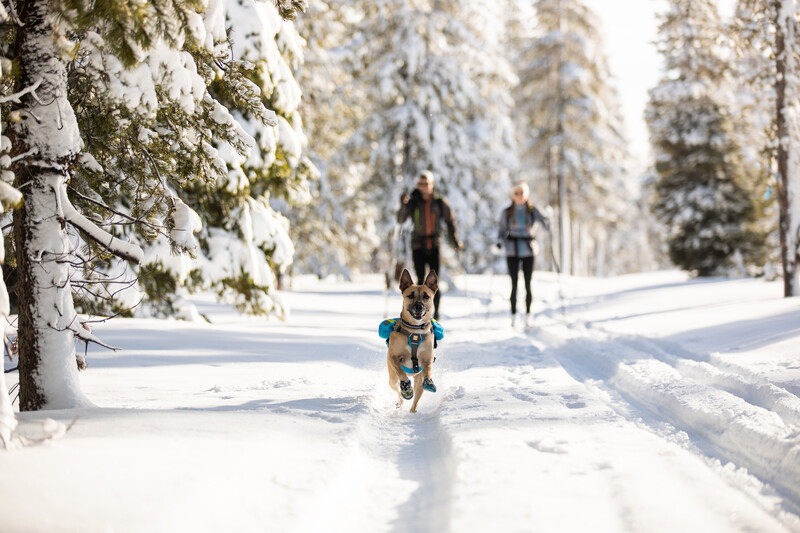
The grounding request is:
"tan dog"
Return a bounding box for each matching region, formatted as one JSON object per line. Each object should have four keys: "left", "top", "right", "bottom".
{"left": 387, "top": 268, "right": 438, "bottom": 413}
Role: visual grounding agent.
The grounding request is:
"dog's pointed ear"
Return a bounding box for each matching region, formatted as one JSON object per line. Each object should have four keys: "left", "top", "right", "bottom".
{"left": 424, "top": 269, "right": 438, "bottom": 293}
{"left": 399, "top": 269, "right": 414, "bottom": 293}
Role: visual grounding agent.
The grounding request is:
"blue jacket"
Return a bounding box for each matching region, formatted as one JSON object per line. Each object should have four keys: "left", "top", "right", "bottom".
{"left": 498, "top": 203, "right": 549, "bottom": 258}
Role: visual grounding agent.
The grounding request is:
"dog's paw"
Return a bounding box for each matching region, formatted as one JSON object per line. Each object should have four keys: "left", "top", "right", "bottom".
{"left": 400, "top": 379, "right": 413, "bottom": 400}
{"left": 422, "top": 378, "right": 437, "bottom": 393}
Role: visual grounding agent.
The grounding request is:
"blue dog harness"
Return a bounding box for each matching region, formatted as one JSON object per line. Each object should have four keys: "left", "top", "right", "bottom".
{"left": 379, "top": 318, "right": 444, "bottom": 374}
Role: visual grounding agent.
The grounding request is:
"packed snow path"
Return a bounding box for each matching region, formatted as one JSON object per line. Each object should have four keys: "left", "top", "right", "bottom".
{"left": 2, "top": 271, "right": 800, "bottom": 532}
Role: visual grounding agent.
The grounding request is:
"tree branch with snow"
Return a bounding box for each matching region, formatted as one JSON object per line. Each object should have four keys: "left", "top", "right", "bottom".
{"left": 53, "top": 175, "right": 144, "bottom": 264}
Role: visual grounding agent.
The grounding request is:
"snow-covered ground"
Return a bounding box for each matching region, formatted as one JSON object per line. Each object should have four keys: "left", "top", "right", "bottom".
{"left": 3, "top": 268, "right": 800, "bottom": 533}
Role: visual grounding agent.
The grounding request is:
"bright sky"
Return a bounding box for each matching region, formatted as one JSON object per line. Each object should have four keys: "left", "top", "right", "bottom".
{"left": 584, "top": 0, "right": 737, "bottom": 171}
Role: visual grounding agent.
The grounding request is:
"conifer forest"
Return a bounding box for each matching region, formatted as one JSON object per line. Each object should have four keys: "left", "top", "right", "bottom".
{"left": 0, "top": 0, "right": 799, "bottom": 414}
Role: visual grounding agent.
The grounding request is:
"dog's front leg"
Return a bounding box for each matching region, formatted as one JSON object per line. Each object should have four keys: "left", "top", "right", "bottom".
{"left": 409, "top": 374, "right": 424, "bottom": 413}
{"left": 387, "top": 354, "right": 407, "bottom": 406}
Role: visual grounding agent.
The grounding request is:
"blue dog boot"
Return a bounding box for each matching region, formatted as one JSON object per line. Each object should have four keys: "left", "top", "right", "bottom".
{"left": 399, "top": 379, "right": 413, "bottom": 400}
{"left": 423, "top": 378, "right": 437, "bottom": 393}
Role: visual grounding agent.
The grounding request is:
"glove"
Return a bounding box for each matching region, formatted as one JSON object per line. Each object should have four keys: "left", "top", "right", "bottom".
{"left": 492, "top": 242, "right": 503, "bottom": 256}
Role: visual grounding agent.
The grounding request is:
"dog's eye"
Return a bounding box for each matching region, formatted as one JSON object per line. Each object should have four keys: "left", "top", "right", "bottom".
{"left": 422, "top": 294, "right": 429, "bottom": 301}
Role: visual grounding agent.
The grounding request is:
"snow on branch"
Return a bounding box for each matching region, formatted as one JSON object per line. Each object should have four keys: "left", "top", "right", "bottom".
{"left": 0, "top": 181, "right": 22, "bottom": 212}
{"left": 0, "top": 78, "right": 43, "bottom": 105}
{"left": 274, "top": 0, "right": 308, "bottom": 20}
{"left": 51, "top": 175, "right": 144, "bottom": 264}
{"left": 70, "top": 320, "right": 119, "bottom": 353}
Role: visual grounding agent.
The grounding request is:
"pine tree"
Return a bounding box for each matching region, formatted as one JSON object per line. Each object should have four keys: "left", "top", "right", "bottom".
{"left": 515, "top": 0, "right": 633, "bottom": 276}
{"left": 59, "top": 0, "right": 314, "bottom": 319}
{"left": 647, "top": 0, "right": 768, "bottom": 276}
{"left": 292, "top": 0, "right": 379, "bottom": 278}
{"left": 441, "top": 0, "right": 518, "bottom": 272}
{"left": 727, "top": 4, "right": 780, "bottom": 276}
{"left": 7, "top": 0, "right": 183, "bottom": 410}
{"left": 1, "top": 0, "right": 310, "bottom": 410}
{"left": 0, "top": 0, "right": 23, "bottom": 445}
{"left": 734, "top": 0, "right": 800, "bottom": 293}
{"left": 65, "top": 0, "right": 257, "bottom": 318}
{"left": 332, "top": 0, "right": 515, "bottom": 275}
{"left": 174, "top": 0, "right": 316, "bottom": 316}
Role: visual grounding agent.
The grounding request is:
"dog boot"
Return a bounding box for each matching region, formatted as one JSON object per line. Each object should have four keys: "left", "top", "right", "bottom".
{"left": 422, "top": 378, "right": 437, "bottom": 393}
{"left": 399, "top": 379, "right": 413, "bottom": 400}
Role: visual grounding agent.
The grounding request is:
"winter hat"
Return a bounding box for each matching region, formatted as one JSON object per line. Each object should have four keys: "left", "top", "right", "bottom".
{"left": 512, "top": 182, "right": 529, "bottom": 201}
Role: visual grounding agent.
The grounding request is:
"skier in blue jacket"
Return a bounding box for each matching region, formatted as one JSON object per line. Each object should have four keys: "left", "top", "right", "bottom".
{"left": 497, "top": 182, "right": 550, "bottom": 327}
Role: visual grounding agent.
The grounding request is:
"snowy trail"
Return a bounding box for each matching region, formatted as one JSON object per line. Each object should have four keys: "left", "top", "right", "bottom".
{"left": 305, "top": 385, "right": 455, "bottom": 533}
{"left": 385, "top": 405, "right": 454, "bottom": 533}
{"left": 436, "top": 318, "right": 796, "bottom": 533}
{"left": 3, "top": 272, "right": 800, "bottom": 533}
{"left": 521, "top": 273, "right": 800, "bottom": 529}
{"left": 532, "top": 302, "right": 800, "bottom": 517}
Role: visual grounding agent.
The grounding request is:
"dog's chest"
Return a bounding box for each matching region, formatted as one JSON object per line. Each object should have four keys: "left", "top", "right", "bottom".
{"left": 388, "top": 330, "right": 434, "bottom": 357}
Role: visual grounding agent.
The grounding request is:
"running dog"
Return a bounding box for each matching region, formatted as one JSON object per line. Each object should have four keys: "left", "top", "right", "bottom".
{"left": 385, "top": 268, "right": 439, "bottom": 413}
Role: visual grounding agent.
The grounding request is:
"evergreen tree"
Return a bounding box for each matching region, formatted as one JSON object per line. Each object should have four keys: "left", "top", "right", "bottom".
{"left": 333, "top": 0, "right": 515, "bottom": 275}
{"left": 291, "top": 0, "right": 376, "bottom": 278}
{"left": 734, "top": 0, "right": 800, "bottom": 292}
{"left": 515, "top": 0, "right": 633, "bottom": 276}
{"left": 7, "top": 0, "right": 184, "bottom": 410}
{"left": 443, "top": 0, "right": 518, "bottom": 272}
{"left": 0, "top": 1, "right": 23, "bottom": 445}
{"left": 646, "top": 0, "right": 768, "bottom": 276}
{"left": 1, "top": 0, "right": 309, "bottom": 410}
{"left": 60, "top": 0, "right": 313, "bottom": 319}
{"left": 175, "top": 0, "right": 316, "bottom": 317}
{"left": 727, "top": 6, "right": 780, "bottom": 276}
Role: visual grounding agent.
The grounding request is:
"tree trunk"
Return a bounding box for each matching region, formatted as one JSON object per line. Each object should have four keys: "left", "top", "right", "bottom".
{"left": 776, "top": 0, "right": 800, "bottom": 296}
{"left": 11, "top": 0, "right": 90, "bottom": 410}
{"left": 558, "top": 161, "right": 571, "bottom": 275}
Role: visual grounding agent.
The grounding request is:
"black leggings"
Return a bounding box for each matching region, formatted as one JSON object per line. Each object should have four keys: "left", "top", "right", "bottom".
{"left": 506, "top": 256, "right": 534, "bottom": 314}
{"left": 412, "top": 248, "right": 441, "bottom": 317}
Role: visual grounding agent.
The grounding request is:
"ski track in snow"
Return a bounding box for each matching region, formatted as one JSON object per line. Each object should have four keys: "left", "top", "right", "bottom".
{"left": 382, "top": 404, "right": 454, "bottom": 532}
{"left": 532, "top": 317, "right": 800, "bottom": 526}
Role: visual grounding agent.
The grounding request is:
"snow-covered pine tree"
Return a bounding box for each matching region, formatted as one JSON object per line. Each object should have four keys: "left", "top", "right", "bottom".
{"left": 6, "top": 0, "right": 192, "bottom": 410}
{"left": 515, "top": 0, "right": 634, "bottom": 276}
{"left": 172, "top": 0, "right": 316, "bottom": 316}
{"left": 440, "top": 0, "right": 517, "bottom": 272}
{"left": 292, "top": 0, "right": 378, "bottom": 278}
{"left": 0, "top": 0, "right": 23, "bottom": 445}
{"left": 61, "top": 0, "right": 313, "bottom": 319}
{"left": 335, "top": 0, "right": 515, "bottom": 275}
{"left": 734, "top": 0, "right": 800, "bottom": 293}
{"left": 65, "top": 1, "right": 256, "bottom": 318}
{"left": 646, "top": 0, "right": 769, "bottom": 276}
{"left": 727, "top": 2, "right": 780, "bottom": 276}
{"left": 2, "top": 0, "right": 307, "bottom": 410}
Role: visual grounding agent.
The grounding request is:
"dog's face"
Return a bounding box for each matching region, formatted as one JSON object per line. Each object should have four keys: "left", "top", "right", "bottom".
{"left": 398, "top": 269, "right": 438, "bottom": 323}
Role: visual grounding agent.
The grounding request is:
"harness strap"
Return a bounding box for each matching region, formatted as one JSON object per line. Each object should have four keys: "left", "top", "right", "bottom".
{"left": 408, "top": 332, "right": 424, "bottom": 373}
{"left": 393, "top": 320, "right": 429, "bottom": 373}
{"left": 400, "top": 318, "right": 429, "bottom": 330}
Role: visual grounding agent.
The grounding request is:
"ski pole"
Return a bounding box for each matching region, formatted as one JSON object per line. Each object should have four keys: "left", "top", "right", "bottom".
{"left": 548, "top": 234, "right": 566, "bottom": 317}
{"left": 486, "top": 245, "right": 503, "bottom": 321}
